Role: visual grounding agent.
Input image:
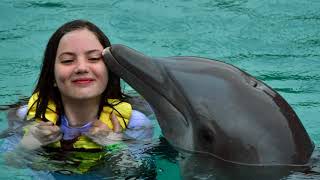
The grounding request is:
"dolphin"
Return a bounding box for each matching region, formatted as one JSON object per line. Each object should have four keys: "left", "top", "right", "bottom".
{"left": 103, "top": 44, "right": 314, "bottom": 169}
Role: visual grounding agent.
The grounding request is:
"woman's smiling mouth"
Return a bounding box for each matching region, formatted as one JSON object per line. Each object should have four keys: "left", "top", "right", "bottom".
{"left": 72, "top": 78, "right": 95, "bottom": 85}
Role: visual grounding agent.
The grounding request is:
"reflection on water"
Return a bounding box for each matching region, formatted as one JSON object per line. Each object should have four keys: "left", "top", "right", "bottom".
{"left": 1, "top": 131, "right": 159, "bottom": 179}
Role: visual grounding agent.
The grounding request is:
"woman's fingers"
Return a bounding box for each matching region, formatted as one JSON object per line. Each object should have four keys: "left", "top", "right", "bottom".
{"left": 23, "top": 122, "right": 62, "bottom": 148}
{"left": 47, "top": 133, "right": 62, "bottom": 143}
{"left": 111, "top": 111, "right": 122, "bottom": 133}
{"left": 90, "top": 119, "right": 110, "bottom": 135}
{"left": 37, "top": 121, "right": 54, "bottom": 127}
{"left": 86, "top": 112, "right": 124, "bottom": 146}
{"left": 35, "top": 122, "right": 60, "bottom": 133}
{"left": 85, "top": 112, "right": 124, "bottom": 146}
{"left": 32, "top": 123, "right": 61, "bottom": 141}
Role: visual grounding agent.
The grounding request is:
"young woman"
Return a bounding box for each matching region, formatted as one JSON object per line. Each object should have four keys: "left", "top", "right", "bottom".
{"left": 18, "top": 19, "right": 153, "bottom": 151}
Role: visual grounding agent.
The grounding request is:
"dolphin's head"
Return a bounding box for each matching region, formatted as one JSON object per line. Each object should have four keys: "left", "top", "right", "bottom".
{"left": 103, "top": 44, "right": 313, "bottom": 166}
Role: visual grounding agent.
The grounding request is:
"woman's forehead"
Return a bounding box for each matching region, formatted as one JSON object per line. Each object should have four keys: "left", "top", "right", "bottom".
{"left": 57, "top": 29, "right": 103, "bottom": 54}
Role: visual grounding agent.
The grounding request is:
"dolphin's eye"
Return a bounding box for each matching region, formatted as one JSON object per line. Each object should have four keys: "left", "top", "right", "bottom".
{"left": 203, "top": 132, "right": 214, "bottom": 142}
{"left": 200, "top": 127, "right": 215, "bottom": 143}
{"left": 198, "top": 127, "right": 216, "bottom": 151}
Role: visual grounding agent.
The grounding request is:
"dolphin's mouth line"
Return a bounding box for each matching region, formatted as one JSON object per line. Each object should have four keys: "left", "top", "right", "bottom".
{"left": 178, "top": 147, "right": 312, "bottom": 168}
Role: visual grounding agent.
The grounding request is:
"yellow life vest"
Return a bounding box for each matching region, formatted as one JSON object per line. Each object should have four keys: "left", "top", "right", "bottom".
{"left": 26, "top": 93, "right": 132, "bottom": 150}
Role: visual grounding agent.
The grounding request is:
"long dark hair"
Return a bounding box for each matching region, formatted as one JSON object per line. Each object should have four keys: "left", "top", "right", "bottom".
{"left": 32, "top": 19, "right": 127, "bottom": 124}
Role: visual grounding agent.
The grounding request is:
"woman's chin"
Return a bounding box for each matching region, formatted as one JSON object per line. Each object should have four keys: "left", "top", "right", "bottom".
{"left": 63, "top": 91, "right": 103, "bottom": 101}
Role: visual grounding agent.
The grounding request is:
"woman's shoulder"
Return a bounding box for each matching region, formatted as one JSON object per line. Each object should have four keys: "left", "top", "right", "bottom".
{"left": 125, "top": 110, "right": 153, "bottom": 139}
{"left": 15, "top": 105, "right": 28, "bottom": 119}
{"left": 128, "top": 110, "right": 153, "bottom": 128}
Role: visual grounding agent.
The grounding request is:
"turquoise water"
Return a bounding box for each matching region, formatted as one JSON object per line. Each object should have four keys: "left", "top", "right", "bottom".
{"left": 0, "top": 0, "right": 319, "bottom": 179}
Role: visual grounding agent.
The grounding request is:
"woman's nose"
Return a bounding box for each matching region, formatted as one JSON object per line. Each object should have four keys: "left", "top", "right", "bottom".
{"left": 74, "top": 57, "right": 89, "bottom": 74}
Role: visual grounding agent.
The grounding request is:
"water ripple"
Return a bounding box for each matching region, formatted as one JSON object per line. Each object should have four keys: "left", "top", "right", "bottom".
{"left": 13, "top": 1, "right": 68, "bottom": 8}
{"left": 257, "top": 72, "right": 320, "bottom": 81}
{"left": 0, "top": 58, "right": 39, "bottom": 77}
{"left": 273, "top": 88, "right": 305, "bottom": 94}
{"left": 227, "top": 53, "right": 320, "bottom": 60}
{"left": 290, "top": 13, "right": 320, "bottom": 21}
{"left": 293, "top": 101, "right": 320, "bottom": 108}
{"left": 0, "top": 29, "right": 25, "bottom": 41}
{"left": 199, "top": 0, "right": 254, "bottom": 15}
{"left": 294, "top": 37, "right": 320, "bottom": 48}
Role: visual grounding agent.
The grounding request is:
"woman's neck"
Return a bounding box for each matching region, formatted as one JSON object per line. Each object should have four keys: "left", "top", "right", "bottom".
{"left": 61, "top": 96, "right": 101, "bottom": 127}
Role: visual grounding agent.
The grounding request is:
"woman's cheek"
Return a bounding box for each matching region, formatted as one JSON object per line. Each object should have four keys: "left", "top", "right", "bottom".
{"left": 54, "top": 68, "right": 69, "bottom": 88}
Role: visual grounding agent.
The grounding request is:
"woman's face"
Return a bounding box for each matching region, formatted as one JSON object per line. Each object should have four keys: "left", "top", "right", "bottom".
{"left": 54, "top": 29, "right": 108, "bottom": 101}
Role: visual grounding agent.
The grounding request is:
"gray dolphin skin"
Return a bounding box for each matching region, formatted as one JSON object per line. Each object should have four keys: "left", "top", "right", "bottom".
{"left": 103, "top": 44, "right": 314, "bottom": 168}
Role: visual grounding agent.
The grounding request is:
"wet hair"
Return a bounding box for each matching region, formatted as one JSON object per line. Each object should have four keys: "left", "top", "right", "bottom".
{"left": 31, "top": 19, "right": 127, "bottom": 124}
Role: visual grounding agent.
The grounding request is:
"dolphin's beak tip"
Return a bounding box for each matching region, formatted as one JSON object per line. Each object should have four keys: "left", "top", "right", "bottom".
{"left": 102, "top": 47, "right": 111, "bottom": 56}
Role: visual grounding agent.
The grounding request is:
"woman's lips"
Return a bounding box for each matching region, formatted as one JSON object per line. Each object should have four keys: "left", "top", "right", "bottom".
{"left": 72, "top": 78, "right": 95, "bottom": 85}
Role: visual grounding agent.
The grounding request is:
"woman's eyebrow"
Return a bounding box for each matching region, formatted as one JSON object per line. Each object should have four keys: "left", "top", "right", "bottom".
{"left": 57, "top": 50, "right": 102, "bottom": 59}
{"left": 85, "top": 49, "right": 102, "bottom": 55}
{"left": 57, "top": 52, "right": 75, "bottom": 59}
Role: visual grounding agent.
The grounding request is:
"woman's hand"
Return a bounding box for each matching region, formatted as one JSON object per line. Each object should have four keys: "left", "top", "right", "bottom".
{"left": 91, "top": 112, "right": 122, "bottom": 133}
{"left": 86, "top": 112, "right": 124, "bottom": 146}
{"left": 20, "top": 121, "right": 62, "bottom": 150}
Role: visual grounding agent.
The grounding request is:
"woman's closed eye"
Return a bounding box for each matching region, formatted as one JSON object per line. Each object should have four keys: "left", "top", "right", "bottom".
{"left": 58, "top": 53, "right": 75, "bottom": 64}
{"left": 61, "top": 59, "right": 74, "bottom": 64}
{"left": 88, "top": 56, "right": 102, "bottom": 62}
{"left": 86, "top": 50, "right": 103, "bottom": 62}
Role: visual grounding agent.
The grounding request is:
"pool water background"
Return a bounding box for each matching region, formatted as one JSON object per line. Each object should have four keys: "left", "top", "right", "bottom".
{"left": 0, "top": 0, "right": 319, "bottom": 179}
